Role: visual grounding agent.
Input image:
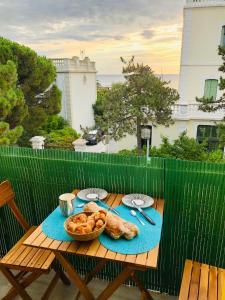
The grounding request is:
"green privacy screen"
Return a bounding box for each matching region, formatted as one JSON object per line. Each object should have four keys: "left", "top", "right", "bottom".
{"left": 0, "top": 146, "right": 224, "bottom": 295}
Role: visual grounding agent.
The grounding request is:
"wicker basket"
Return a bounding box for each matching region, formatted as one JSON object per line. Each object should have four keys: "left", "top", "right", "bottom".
{"left": 64, "top": 211, "right": 106, "bottom": 241}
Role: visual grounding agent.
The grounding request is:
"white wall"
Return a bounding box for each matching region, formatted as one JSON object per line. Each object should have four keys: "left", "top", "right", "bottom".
{"left": 69, "top": 73, "right": 96, "bottom": 132}
{"left": 179, "top": 6, "right": 225, "bottom": 104}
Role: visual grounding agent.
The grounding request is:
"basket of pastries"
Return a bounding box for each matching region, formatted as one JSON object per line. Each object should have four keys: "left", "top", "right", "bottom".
{"left": 64, "top": 210, "right": 107, "bottom": 241}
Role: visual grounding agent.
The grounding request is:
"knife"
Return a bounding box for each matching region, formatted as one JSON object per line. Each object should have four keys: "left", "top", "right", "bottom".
{"left": 97, "top": 198, "right": 120, "bottom": 216}
{"left": 132, "top": 200, "right": 156, "bottom": 225}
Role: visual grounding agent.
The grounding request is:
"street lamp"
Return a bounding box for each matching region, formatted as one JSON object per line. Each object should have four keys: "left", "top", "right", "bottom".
{"left": 141, "top": 128, "right": 151, "bottom": 161}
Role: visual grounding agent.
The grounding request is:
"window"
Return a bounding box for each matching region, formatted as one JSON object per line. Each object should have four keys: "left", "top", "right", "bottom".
{"left": 204, "top": 79, "right": 218, "bottom": 100}
{"left": 197, "top": 125, "right": 219, "bottom": 150}
{"left": 221, "top": 26, "right": 225, "bottom": 47}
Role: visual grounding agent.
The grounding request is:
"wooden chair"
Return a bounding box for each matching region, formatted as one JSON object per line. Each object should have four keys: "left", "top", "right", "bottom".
{"left": 0, "top": 180, "right": 70, "bottom": 300}
{"left": 179, "top": 259, "right": 225, "bottom": 300}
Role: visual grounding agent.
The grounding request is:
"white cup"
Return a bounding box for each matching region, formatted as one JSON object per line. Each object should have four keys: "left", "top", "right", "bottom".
{"left": 59, "top": 193, "right": 75, "bottom": 217}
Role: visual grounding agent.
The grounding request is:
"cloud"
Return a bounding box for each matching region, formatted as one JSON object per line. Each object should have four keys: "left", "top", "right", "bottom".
{"left": 0, "top": 0, "right": 184, "bottom": 73}
{"left": 142, "top": 30, "right": 154, "bottom": 39}
{"left": 0, "top": 0, "right": 184, "bottom": 43}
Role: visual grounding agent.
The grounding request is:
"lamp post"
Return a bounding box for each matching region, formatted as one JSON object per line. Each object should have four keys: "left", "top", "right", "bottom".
{"left": 141, "top": 128, "right": 151, "bottom": 161}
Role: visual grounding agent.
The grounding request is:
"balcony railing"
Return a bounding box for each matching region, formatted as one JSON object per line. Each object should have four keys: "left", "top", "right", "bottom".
{"left": 186, "top": 0, "right": 225, "bottom": 6}
{"left": 172, "top": 103, "right": 224, "bottom": 120}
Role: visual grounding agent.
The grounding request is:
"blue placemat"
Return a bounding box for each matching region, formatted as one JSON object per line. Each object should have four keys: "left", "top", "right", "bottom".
{"left": 42, "top": 197, "right": 109, "bottom": 241}
{"left": 99, "top": 205, "right": 162, "bottom": 254}
{"left": 42, "top": 198, "right": 163, "bottom": 255}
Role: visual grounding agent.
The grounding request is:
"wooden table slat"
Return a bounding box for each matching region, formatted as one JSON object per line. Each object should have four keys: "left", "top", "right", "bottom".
{"left": 105, "top": 250, "right": 117, "bottom": 260}
{"left": 24, "top": 225, "right": 42, "bottom": 245}
{"left": 58, "top": 241, "right": 71, "bottom": 252}
{"left": 124, "top": 254, "right": 137, "bottom": 264}
{"left": 156, "top": 199, "right": 164, "bottom": 216}
{"left": 48, "top": 240, "right": 63, "bottom": 250}
{"left": 32, "top": 232, "right": 48, "bottom": 247}
{"left": 76, "top": 241, "right": 93, "bottom": 255}
{"left": 135, "top": 252, "right": 148, "bottom": 266}
{"left": 86, "top": 239, "right": 101, "bottom": 257}
{"left": 114, "top": 253, "right": 126, "bottom": 262}
{"left": 40, "top": 237, "right": 54, "bottom": 248}
{"left": 145, "top": 245, "right": 159, "bottom": 268}
{"left": 66, "top": 241, "right": 79, "bottom": 254}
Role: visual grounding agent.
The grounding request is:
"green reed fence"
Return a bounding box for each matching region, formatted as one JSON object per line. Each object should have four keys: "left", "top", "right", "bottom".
{"left": 0, "top": 146, "right": 224, "bottom": 295}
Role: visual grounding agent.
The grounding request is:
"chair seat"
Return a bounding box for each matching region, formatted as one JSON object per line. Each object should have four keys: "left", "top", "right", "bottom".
{"left": 0, "top": 226, "right": 55, "bottom": 273}
{"left": 179, "top": 260, "right": 225, "bottom": 300}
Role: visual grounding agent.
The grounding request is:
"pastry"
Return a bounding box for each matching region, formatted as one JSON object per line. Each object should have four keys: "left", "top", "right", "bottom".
{"left": 84, "top": 202, "right": 139, "bottom": 240}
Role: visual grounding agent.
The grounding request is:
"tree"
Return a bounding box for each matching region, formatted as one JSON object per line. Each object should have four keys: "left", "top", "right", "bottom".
{"left": 95, "top": 57, "right": 179, "bottom": 154}
{"left": 93, "top": 84, "right": 109, "bottom": 124}
{"left": 0, "top": 60, "right": 27, "bottom": 145}
{"left": 197, "top": 46, "right": 225, "bottom": 146}
{"left": 39, "top": 116, "right": 80, "bottom": 150}
{"left": 0, "top": 37, "right": 61, "bottom": 144}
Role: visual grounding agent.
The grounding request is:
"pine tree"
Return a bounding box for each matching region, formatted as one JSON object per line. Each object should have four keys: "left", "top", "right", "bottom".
{"left": 0, "top": 60, "right": 27, "bottom": 144}
{"left": 0, "top": 38, "right": 61, "bottom": 145}
{"left": 95, "top": 57, "right": 179, "bottom": 154}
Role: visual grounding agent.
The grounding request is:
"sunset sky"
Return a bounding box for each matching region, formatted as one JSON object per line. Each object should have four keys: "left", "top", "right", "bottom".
{"left": 0, "top": 0, "right": 185, "bottom": 74}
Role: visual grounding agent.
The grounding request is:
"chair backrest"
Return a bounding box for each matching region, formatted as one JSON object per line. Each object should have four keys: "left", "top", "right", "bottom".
{"left": 0, "top": 180, "right": 30, "bottom": 231}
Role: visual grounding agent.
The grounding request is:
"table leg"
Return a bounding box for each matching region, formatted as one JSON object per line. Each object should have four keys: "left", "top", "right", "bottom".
{"left": 96, "top": 265, "right": 134, "bottom": 300}
{"left": 52, "top": 263, "right": 71, "bottom": 285}
{"left": 53, "top": 251, "right": 94, "bottom": 300}
{"left": 75, "top": 259, "right": 108, "bottom": 300}
{"left": 131, "top": 272, "right": 154, "bottom": 300}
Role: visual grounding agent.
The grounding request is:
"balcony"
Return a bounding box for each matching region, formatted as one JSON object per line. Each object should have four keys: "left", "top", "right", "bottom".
{"left": 0, "top": 146, "right": 224, "bottom": 299}
{"left": 52, "top": 56, "right": 96, "bottom": 73}
{"left": 172, "top": 103, "right": 224, "bottom": 121}
{"left": 186, "top": 0, "right": 225, "bottom": 7}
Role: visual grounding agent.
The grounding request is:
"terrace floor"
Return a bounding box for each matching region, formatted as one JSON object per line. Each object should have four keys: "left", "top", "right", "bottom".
{"left": 0, "top": 270, "right": 178, "bottom": 300}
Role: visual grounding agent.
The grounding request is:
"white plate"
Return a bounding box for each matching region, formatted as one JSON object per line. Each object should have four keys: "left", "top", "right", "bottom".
{"left": 122, "top": 194, "right": 154, "bottom": 208}
{"left": 77, "top": 188, "right": 108, "bottom": 202}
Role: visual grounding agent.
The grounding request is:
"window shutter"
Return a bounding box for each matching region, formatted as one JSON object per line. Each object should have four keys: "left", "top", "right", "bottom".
{"left": 204, "top": 79, "right": 218, "bottom": 100}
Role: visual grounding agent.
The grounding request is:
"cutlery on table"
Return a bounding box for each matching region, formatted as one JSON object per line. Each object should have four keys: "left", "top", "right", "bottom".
{"left": 76, "top": 203, "right": 85, "bottom": 208}
{"left": 96, "top": 198, "right": 120, "bottom": 216}
{"left": 130, "top": 210, "right": 145, "bottom": 226}
{"left": 132, "top": 200, "right": 156, "bottom": 225}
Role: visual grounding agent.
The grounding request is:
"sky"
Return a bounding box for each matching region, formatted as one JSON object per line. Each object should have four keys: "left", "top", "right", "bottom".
{"left": 0, "top": 0, "right": 185, "bottom": 74}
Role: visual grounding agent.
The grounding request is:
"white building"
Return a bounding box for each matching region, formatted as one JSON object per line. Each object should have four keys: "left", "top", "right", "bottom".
{"left": 52, "top": 56, "right": 97, "bottom": 133}
{"left": 111, "top": 0, "right": 225, "bottom": 152}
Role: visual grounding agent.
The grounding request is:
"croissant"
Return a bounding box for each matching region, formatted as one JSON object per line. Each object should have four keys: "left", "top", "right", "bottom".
{"left": 84, "top": 202, "right": 139, "bottom": 240}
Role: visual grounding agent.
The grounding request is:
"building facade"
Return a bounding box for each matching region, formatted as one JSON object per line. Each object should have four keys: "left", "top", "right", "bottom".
{"left": 110, "top": 0, "right": 225, "bottom": 152}
{"left": 52, "top": 56, "right": 97, "bottom": 133}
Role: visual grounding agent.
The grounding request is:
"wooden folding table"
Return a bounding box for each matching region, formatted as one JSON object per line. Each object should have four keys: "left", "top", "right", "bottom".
{"left": 23, "top": 191, "right": 164, "bottom": 300}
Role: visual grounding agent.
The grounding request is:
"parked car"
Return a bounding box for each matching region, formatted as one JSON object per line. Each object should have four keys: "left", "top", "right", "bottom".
{"left": 83, "top": 129, "right": 103, "bottom": 145}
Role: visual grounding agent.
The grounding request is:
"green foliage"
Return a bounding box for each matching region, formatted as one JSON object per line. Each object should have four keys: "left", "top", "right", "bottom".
{"left": 94, "top": 57, "right": 179, "bottom": 153}
{"left": 118, "top": 132, "right": 225, "bottom": 163}
{"left": 0, "top": 37, "right": 61, "bottom": 144}
{"left": 93, "top": 85, "right": 109, "bottom": 123}
{"left": 40, "top": 116, "right": 80, "bottom": 150}
{"left": 0, "top": 60, "right": 27, "bottom": 144}
{"left": 41, "top": 115, "right": 68, "bottom": 133}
